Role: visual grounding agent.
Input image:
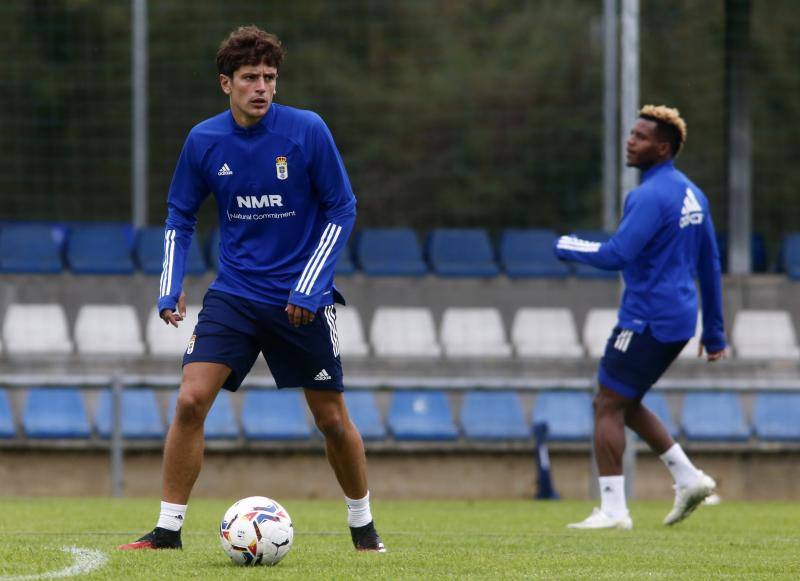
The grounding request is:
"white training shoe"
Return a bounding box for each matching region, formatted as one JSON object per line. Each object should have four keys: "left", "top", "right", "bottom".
{"left": 663, "top": 471, "right": 716, "bottom": 526}
{"left": 567, "top": 507, "right": 633, "bottom": 530}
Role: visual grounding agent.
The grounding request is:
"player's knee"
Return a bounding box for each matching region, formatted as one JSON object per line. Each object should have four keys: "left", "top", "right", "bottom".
{"left": 175, "top": 389, "right": 211, "bottom": 425}
{"left": 314, "top": 412, "right": 346, "bottom": 440}
{"left": 593, "top": 391, "right": 620, "bottom": 416}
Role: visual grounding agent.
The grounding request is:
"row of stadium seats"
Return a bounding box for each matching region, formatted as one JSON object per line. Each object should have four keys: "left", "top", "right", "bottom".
{"left": 1, "top": 388, "right": 798, "bottom": 442}
{"left": 2, "top": 223, "right": 799, "bottom": 278}
{"left": 0, "top": 303, "right": 798, "bottom": 361}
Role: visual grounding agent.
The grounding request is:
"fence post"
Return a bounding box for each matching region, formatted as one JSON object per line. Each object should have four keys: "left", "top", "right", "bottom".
{"left": 111, "top": 375, "right": 124, "bottom": 498}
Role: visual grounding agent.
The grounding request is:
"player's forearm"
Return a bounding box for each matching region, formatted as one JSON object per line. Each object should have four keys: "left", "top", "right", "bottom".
{"left": 553, "top": 236, "right": 627, "bottom": 270}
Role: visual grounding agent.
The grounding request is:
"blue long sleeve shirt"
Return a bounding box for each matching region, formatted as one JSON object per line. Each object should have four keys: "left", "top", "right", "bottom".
{"left": 554, "top": 160, "right": 726, "bottom": 352}
{"left": 158, "top": 104, "right": 356, "bottom": 314}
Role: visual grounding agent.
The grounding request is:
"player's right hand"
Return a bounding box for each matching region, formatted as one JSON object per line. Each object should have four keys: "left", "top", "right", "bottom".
{"left": 698, "top": 341, "right": 727, "bottom": 362}
{"left": 160, "top": 291, "right": 187, "bottom": 327}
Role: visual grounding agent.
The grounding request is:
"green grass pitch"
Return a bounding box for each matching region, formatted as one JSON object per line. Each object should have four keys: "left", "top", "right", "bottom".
{"left": 0, "top": 498, "right": 798, "bottom": 579}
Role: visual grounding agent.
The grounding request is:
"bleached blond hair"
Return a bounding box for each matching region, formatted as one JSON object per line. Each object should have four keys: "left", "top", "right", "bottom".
{"left": 638, "top": 104, "right": 687, "bottom": 156}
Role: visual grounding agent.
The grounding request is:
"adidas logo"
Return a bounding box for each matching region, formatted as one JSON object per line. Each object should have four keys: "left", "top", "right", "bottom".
{"left": 679, "top": 187, "right": 703, "bottom": 228}
{"left": 218, "top": 163, "right": 233, "bottom": 176}
{"left": 314, "top": 369, "right": 331, "bottom": 381}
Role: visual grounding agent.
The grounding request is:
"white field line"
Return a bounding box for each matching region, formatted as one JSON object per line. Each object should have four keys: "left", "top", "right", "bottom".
{"left": 0, "top": 547, "right": 107, "bottom": 580}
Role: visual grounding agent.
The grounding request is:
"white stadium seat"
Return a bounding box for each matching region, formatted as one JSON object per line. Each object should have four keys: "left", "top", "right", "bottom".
{"left": 146, "top": 304, "right": 201, "bottom": 357}
{"left": 332, "top": 306, "right": 369, "bottom": 357}
{"left": 440, "top": 307, "right": 512, "bottom": 358}
{"left": 732, "top": 310, "right": 800, "bottom": 360}
{"left": 512, "top": 308, "right": 584, "bottom": 358}
{"left": 582, "top": 308, "right": 618, "bottom": 358}
{"left": 75, "top": 305, "right": 145, "bottom": 356}
{"left": 370, "top": 307, "right": 442, "bottom": 358}
{"left": 2, "top": 303, "right": 74, "bottom": 355}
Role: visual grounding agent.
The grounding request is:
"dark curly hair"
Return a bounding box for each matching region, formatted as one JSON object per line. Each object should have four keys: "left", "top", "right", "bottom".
{"left": 216, "top": 26, "right": 284, "bottom": 78}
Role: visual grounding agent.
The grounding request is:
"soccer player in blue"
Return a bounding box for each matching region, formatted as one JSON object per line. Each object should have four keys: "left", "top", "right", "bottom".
{"left": 119, "top": 26, "right": 384, "bottom": 552}
{"left": 554, "top": 105, "right": 726, "bottom": 530}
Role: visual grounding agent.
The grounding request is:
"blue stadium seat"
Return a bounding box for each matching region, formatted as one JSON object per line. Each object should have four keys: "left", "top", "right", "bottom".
{"left": 780, "top": 233, "right": 800, "bottom": 280}
{"left": 167, "top": 390, "right": 239, "bottom": 440}
{"left": 532, "top": 391, "right": 593, "bottom": 441}
{"left": 680, "top": 392, "right": 750, "bottom": 441}
{"left": 717, "top": 232, "right": 768, "bottom": 274}
{"left": 207, "top": 229, "right": 220, "bottom": 271}
{"left": 571, "top": 230, "right": 618, "bottom": 279}
{"left": 23, "top": 388, "right": 91, "bottom": 438}
{"left": 66, "top": 224, "right": 135, "bottom": 274}
{"left": 344, "top": 391, "right": 386, "bottom": 440}
{"left": 135, "top": 227, "right": 206, "bottom": 275}
{"left": 0, "top": 224, "right": 63, "bottom": 273}
{"left": 335, "top": 240, "right": 356, "bottom": 275}
{"left": 460, "top": 391, "right": 529, "bottom": 440}
{"left": 0, "top": 389, "right": 15, "bottom": 438}
{"left": 356, "top": 228, "right": 427, "bottom": 276}
{"left": 752, "top": 392, "right": 800, "bottom": 442}
{"left": 427, "top": 229, "right": 499, "bottom": 277}
{"left": 642, "top": 391, "right": 678, "bottom": 438}
{"left": 241, "top": 390, "right": 310, "bottom": 440}
{"left": 499, "top": 229, "right": 570, "bottom": 278}
{"left": 96, "top": 389, "right": 164, "bottom": 439}
{"left": 387, "top": 390, "right": 458, "bottom": 440}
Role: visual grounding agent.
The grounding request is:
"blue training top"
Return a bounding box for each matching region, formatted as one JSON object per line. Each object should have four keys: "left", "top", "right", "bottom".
{"left": 158, "top": 103, "right": 356, "bottom": 314}
{"left": 554, "top": 160, "right": 726, "bottom": 352}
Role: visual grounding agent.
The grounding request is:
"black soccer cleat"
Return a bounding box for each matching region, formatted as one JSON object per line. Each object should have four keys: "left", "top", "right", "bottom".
{"left": 350, "top": 521, "right": 386, "bottom": 553}
{"left": 117, "top": 527, "right": 182, "bottom": 550}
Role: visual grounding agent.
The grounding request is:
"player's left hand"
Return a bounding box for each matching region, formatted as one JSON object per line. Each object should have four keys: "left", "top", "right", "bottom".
{"left": 285, "top": 303, "right": 315, "bottom": 327}
{"left": 698, "top": 342, "right": 727, "bottom": 362}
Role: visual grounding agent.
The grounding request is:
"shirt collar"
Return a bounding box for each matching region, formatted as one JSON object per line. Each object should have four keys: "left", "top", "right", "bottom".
{"left": 641, "top": 159, "right": 675, "bottom": 183}
{"left": 228, "top": 105, "right": 274, "bottom": 135}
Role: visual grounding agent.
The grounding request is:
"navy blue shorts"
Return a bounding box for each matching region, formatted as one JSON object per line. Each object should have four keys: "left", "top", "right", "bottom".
{"left": 183, "top": 290, "right": 343, "bottom": 392}
{"left": 598, "top": 326, "right": 687, "bottom": 399}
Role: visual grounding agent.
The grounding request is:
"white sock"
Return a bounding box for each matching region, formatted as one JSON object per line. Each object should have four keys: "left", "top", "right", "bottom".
{"left": 598, "top": 475, "right": 627, "bottom": 518}
{"left": 156, "top": 501, "right": 187, "bottom": 532}
{"left": 345, "top": 491, "right": 372, "bottom": 528}
{"left": 660, "top": 443, "right": 701, "bottom": 487}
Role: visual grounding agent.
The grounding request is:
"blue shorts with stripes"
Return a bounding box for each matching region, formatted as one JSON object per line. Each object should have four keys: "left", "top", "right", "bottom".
{"left": 183, "top": 290, "right": 343, "bottom": 392}
{"left": 598, "top": 326, "right": 687, "bottom": 399}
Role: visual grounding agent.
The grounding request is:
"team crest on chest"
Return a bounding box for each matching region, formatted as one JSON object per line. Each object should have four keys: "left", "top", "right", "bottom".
{"left": 275, "top": 156, "right": 288, "bottom": 180}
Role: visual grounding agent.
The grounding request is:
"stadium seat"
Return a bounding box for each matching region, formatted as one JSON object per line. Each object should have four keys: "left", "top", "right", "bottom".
{"left": 0, "top": 389, "right": 15, "bottom": 438}
{"left": 779, "top": 233, "right": 800, "bottom": 280}
{"left": 0, "top": 224, "right": 63, "bottom": 273}
{"left": 680, "top": 392, "right": 750, "bottom": 441}
{"left": 335, "top": 240, "right": 356, "bottom": 275}
{"left": 344, "top": 391, "right": 386, "bottom": 440}
{"left": 241, "top": 390, "right": 310, "bottom": 440}
{"left": 731, "top": 310, "right": 800, "bottom": 360}
{"left": 751, "top": 392, "right": 800, "bottom": 442}
{"left": 23, "top": 388, "right": 91, "bottom": 438}
{"left": 74, "top": 305, "right": 145, "bottom": 356}
{"left": 641, "top": 391, "right": 679, "bottom": 438}
{"left": 355, "top": 228, "right": 427, "bottom": 276}
{"left": 387, "top": 390, "right": 459, "bottom": 440}
{"left": 370, "top": 307, "right": 442, "bottom": 358}
{"left": 460, "top": 391, "right": 530, "bottom": 440}
{"left": 167, "top": 390, "right": 239, "bottom": 439}
{"left": 512, "top": 308, "right": 584, "bottom": 358}
{"left": 531, "top": 391, "right": 593, "bottom": 441}
{"left": 440, "top": 308, "right": 512, "bottom": 358}
{"left": 2, "top": 303, "right": 73, "bottom": 355}
{"left": 499, "top": 229, "right": 570, "bottom": 278}
{"left": 582, "top": 308, "right": 618, "bottom": 358}
{"left": 716, "top": 232, "right": 768, "bottom": 274}
{"left": 66, "top": 224, "right": 135, "bottom": 274}
{"left": 146, "top": 304, "right": 201, "bottom": 357}
{"left": 135, "top": 227, "right": 207, "bottom": 275}
{"left": 570, "top": 230, "right": 618, "bottom": 279}
{"left": 333, "top": 306, "right": 369, "bottom": 357}
{"left": 95, "top": 389, "right": 164, "bottom": 439}
{"left": 427, "top": 228, "right": 499, "bottom": 277}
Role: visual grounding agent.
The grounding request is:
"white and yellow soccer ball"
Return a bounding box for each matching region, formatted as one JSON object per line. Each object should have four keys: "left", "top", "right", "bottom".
{"left": 219, "top": 496, "right": 294, "bottom": 566}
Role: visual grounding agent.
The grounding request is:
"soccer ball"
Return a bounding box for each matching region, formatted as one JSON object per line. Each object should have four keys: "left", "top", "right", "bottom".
{"left": 219, "top": 496, "right": 294, "bottom": 566}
